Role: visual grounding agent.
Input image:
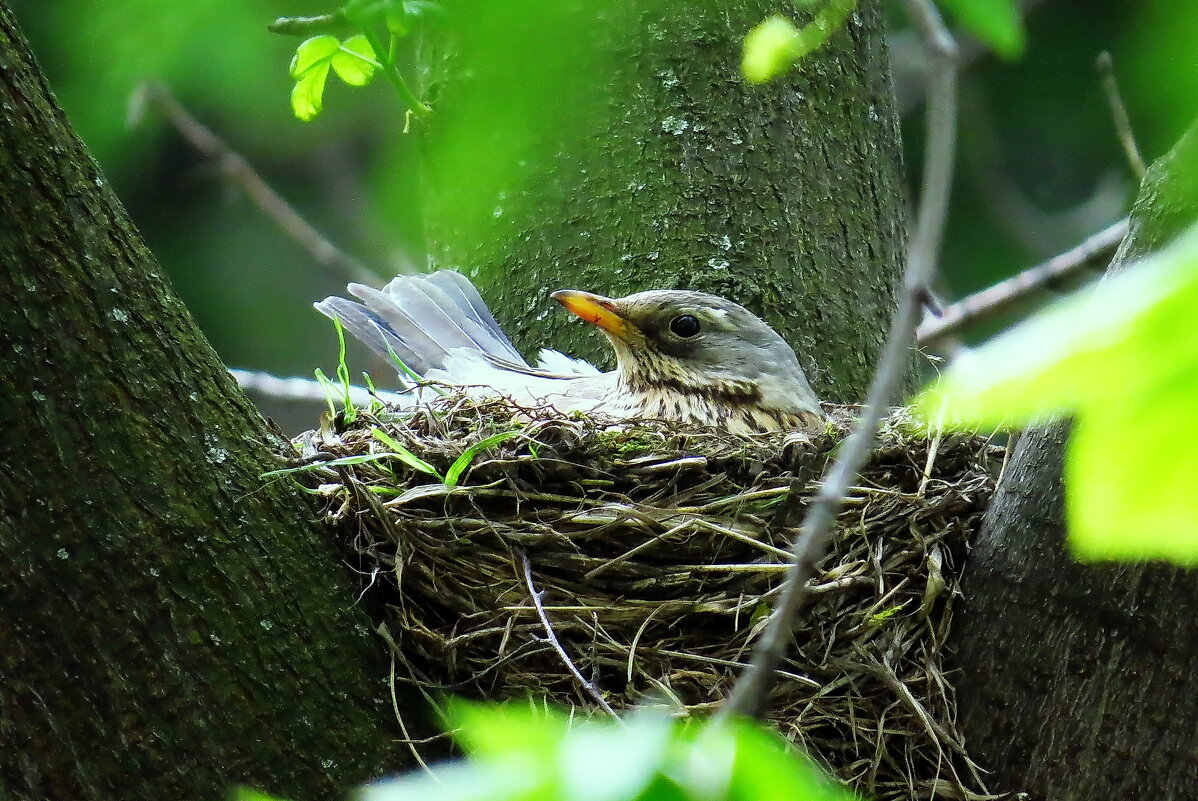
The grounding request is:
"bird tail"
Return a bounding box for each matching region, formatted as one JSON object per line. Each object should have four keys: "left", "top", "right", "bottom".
{"left": 314, "top": 271, "right": 528, "bottom": 379}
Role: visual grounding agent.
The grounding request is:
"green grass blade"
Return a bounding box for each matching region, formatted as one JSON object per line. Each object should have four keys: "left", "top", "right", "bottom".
{"left": 371, "top": 427, "right": 443, "bottom": 478}
{"left": 444, "top": 430, "right": 521, "bottom": 488}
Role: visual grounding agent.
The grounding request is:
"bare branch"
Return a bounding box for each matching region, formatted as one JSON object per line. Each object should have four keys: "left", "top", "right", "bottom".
{"left": 917, "top": 217, "right": 1128, "bottom": 346}
{"left": 229, "top": 368, "right": 408, "bottom": 407}
{"left": 720, "top": 0, "right": 958, "bottom": 721}
{"left": 131, "top": 82, "right": 379, "bottom": 285}
{"left": 520, "top": 551, "right": 620, "bottom": 719}
{"left": 1096, "top": 52, "right": 1147, "bottom": 179}
{"left": 267, "top": 13, "right": 353, "bottom": 37}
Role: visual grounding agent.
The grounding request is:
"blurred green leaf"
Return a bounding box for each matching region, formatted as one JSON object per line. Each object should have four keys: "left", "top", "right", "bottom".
{"left": 332, "top": 34, "right": 380, "bottom": 86}
{"left": 358, "top": 702, "right": 849, "bottom": 801}
{"left": 741, "top": 17, "right": 801, "bottom": 84}
{"left": 934, "top": 0, "right": 1025, "bottom": 59}
{"left": 919, "top": 226, "right": 1198, "bottom": 562}
{"left": 359, "top": 759, "right": 545, "bottom": 801}
{"left": 741, "top": 1, "right": 858, "bottom": 85}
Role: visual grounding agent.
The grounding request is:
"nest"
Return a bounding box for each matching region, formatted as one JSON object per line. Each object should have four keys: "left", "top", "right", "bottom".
{"left": 291, "top": 396, "right": 1005, "bottom": 800}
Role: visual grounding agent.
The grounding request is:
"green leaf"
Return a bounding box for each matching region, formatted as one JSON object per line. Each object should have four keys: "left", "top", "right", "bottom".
{"left": 443, "top": 430, "right": 522, "bottom": 488}
{"left": 357, "top": 703, "right": 851, "bottom": 801}
{"left": 289, "top": 34, "right": 379, "bottom": 120}
{"left": 332, "top": 34, "right": 379, "bottom": 86}
{"left": 290, "top": 35, "right": 340, "bottom": 79}
{"left": 360, "top": 759, "right": 543, "bottom": 801}
{"left": 934, "top": 0, "right": 1025, "bottom": 59}
{"left": 449, "top": 701, "right": 571, "bottom": 766}
{"left": 290, "top": 60, "right": 331, "bottom": 122}
{"left": 723, "top": 723, "right": 852, "bottom": 801}
{"left": 919, "top": 226, "right": 1198, "bottom": 562}
{"left": 741, "top": 1, "right": 858, "bottom": 85}
{"left": 371, "top": 427, "right": 443, "bottom": 478}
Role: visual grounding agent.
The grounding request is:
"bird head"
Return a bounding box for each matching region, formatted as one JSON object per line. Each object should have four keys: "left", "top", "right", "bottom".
{"left": 550, "top": 287, "right": 822, "bottom": 422}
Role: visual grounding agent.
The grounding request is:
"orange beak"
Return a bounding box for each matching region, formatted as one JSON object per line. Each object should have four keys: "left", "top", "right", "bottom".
{"left": 550, "top": 289, "right": 630, "bottom": 338}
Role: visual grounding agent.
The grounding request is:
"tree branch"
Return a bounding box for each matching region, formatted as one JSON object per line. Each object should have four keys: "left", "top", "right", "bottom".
{"left": 720, "top": 0, "right": 958, "bottom": 721}
{"left": 268, "top": 12, "right": 353, "bottom": 37}
{"left": 1096, "top": 52, "right": 1146, "bottom": 179}
{"left": 131, "top": 82, "right": 379, "bottom": 285}
{"left": 520, "top": 551, "right": 620, "bottom": 719}
{"left": 917, "top": 217, "right": 1128, "bottom": 346}
{"left": 228, "top": 368, "right": 408, "bottom": 407}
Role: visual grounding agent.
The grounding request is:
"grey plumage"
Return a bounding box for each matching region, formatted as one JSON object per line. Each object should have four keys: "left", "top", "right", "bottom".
{"left": 315, "top": 272, "right": 528, "bottom": 379}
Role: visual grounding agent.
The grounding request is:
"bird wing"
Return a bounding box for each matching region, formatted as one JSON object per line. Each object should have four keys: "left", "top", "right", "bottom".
{"left": 315, "top": 271, "right": 605, "bottom": 401}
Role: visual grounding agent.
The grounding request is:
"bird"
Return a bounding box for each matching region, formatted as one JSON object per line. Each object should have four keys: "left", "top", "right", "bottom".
{"left": 315, "top": 271, "right": 824, "bottom": 434}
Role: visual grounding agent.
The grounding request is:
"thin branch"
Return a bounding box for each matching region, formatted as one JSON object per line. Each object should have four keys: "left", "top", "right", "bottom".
{"left": 229, "top": 368, "right": 408, "bottom": 407}
{"left": 268, "top": 13, "right": 353, "bottom": 37}
{"left": 720, "top": 0, "right": 958, "bottom": 721}
{"left": 131, "top": 82, "right": 379, "bottom": 285}
{"left": 917, "top": 217, "right": 1128, "bottom": 345}
{"left": 1096, "top": 52, "right": 1147, "bottom": 179}
{"left": 519, "top": 551, "right": 620, "bottom": 720}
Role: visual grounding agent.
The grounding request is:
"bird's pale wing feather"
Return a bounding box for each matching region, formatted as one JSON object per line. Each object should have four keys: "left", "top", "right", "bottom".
{"left": 425, "top": 271, "right": 525, "bottom": 363}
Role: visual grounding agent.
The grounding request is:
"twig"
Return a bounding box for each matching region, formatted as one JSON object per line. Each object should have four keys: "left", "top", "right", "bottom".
{"left": 720, "top": 0, "right": 958, "bottom": 721}
{"left": 268, "top": 12, "right": 353, "bottom": 37}
{"left": 229, "top": 368, "right": 408, "bottom": 406}
{"left": 519, "top": 551, "right": 620, "bottom": 720}
{"left": 916, "top": 217, "right": 1128, "bottom": 345}
{"left": 131, "top": 82, "right": 378, "bottom": 285}
{"left": 1096, "top": 52, "right": 1146, "bottom": 179}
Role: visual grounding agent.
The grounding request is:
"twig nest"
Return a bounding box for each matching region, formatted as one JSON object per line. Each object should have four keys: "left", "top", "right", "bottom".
{"left": 291, "top": 395, "right": 1002, "bottom": 801}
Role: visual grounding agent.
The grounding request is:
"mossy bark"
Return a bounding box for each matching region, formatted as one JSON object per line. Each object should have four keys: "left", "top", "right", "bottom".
{"left": 950, "top": 123, "right": 1198, "bottom": 800}
{"left": 0, "top": 6, "right": 409, "bottom": 799}
{"left": 419, "top": 0, "right": 910, "bottom": 403}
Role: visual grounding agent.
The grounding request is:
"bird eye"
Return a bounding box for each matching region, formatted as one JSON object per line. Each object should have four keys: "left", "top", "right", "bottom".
{"left": 669, "top": 314, "right": 701, "bottom": 338}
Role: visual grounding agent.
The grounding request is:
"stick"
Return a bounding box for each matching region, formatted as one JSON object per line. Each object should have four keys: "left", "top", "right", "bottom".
{"left": 916, "top": 217, "right": 1127, "bottom": 346}
{"left": 132, "top": 82, "right": 378, "bottom": 285}
{"left": 1096, "top": 52, "right": 1146, "bottom": 179}
{"left": 720, "top": 0, "right": 959, "bottom": 721}
{"left": 519, "top": 552, "right": 620, "bottom": 719}
{"left": 268, "top": 13, "right": 353, "bottom": 37}
{"left": 228, "top": 368, "right": 408, "bottom": 407}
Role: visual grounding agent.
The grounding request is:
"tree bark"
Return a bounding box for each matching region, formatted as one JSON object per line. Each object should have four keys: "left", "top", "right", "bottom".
{"left": 0, "top": 5, "right": 409, "bottom": 799}
{"left": 419, "top": 0, "right": 910, "bottom": 402}
{"left": 950, "top": 123, "right": 1198, "bottom": 799}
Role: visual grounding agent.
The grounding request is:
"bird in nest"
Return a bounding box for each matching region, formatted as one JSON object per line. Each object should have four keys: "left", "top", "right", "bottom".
{"left": 316, "top": 271, "right": 824, "bottom": 435}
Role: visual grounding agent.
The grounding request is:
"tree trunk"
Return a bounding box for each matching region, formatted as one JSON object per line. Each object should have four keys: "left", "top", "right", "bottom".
{"left": 0, "top": 5, "right": 409, "bottom": 799}
{"left": 419, "top": 0, "right": 910, "bottom": 402}
{"left": 950, "top": 123, "right": 1198, "bottom": 799}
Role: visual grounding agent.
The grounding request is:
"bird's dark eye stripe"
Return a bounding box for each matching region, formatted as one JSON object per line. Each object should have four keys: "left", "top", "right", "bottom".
{"left": 669, "top": 314, "right": 701, "bottom": 338}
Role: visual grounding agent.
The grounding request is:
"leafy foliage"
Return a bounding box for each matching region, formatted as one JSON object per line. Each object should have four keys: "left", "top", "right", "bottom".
{"left": 289, "top": 34, "right": 379, "bottom": 121}
{"left": 919, "top": 226, "right": 1198, "bottom": 562}
{"left": 355, "top": 702, "right": 853, "bottom": 801}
